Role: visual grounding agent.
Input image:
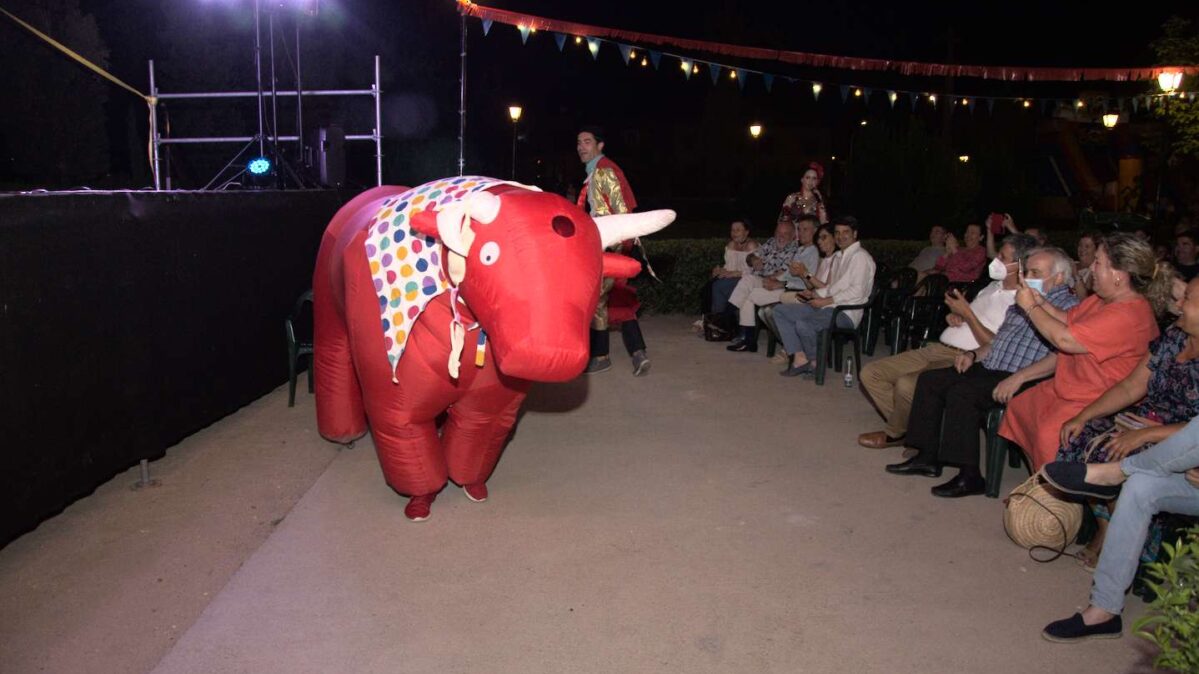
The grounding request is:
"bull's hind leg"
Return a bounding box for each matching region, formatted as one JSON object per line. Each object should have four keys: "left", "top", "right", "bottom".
{"left": 442, "top": 360, "right": 531, "bottom": 503}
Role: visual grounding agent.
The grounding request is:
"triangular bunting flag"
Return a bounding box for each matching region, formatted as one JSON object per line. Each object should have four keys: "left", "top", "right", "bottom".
{"left": 553, "top": 33, "right": 566, "bottom": 51}
{"left": 888, "top": 91, "right": 897, "bottom": 108}
{"left": 481, "top": 19, "right": 493, "bottom": 36}
{"left": 910, "top": 94, "right": 919, "bottom": 112}
{"left": 681, "top": 59, "right": 692, "bottom": 80}
{"left": 1132, "top": 97, "right": 1140, "bottom": 114}
{"left": 649, "top": 51, "right": 661, "bottom": 70}
{"left": 967, "top": 98, "right": 976, "bottom": 112}
{"left": 986, "top": 98, "right": 995, "bottom": 114}
{"left": 518, "top": 25, "right": 531, "bottom": 44}
{"left": 762, "top": 74, "right": 774, "bottom": 93}
{"left": 586, "top": 38, "right": 600, "bottom": 60}
{"left": 734, "top": 69, "right": 746, "bottom": 90}
{"left": 839, "top": 85, "right": 850, "bottom": 103}
{"left": 708, "top": 63, "right": 721, "bottom": 86}
{"left": 1148, "top": 96, "right": 1155, "bottom": 111}
{"left": 863, "top": 88, "right": 873, "bottom": 105}
{"left": 618, "top": 44, "right": 632, "bottom": 64}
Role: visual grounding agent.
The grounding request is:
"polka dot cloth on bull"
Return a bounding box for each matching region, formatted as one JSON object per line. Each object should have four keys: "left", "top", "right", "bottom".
{"left": 365, "top": 176, "right": 509, "bottom": 377}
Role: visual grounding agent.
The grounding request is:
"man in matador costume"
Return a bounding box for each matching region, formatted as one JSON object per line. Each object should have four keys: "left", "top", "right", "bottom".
{"left": 576, "top": 125, "right": 652, "bottom": 376}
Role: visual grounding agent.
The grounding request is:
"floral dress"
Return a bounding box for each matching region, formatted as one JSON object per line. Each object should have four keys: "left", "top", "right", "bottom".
{"left": 1056, "top": 326, "right": 1199, "bottom": 561}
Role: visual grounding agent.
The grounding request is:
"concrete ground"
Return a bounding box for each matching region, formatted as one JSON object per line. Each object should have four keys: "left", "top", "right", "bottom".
{"left": 0, "top": 315, "right": 1162, "bottom": 673}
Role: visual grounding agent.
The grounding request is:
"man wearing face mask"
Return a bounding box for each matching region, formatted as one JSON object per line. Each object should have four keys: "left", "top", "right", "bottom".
{"left": 858, "top": 234, "right": 1038, "bottom": 449}
{"left": 889, "top": 247, "right": 1083, "bottom": 496}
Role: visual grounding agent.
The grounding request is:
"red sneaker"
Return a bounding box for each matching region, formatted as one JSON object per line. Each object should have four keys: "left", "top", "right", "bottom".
{"left": 404, "top": 494, "right": 436, "bottom": 522}
{"left": 463, "top": 482, "right": 488, "bottom": 502}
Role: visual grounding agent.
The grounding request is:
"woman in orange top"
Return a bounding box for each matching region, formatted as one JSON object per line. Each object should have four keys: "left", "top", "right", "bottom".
{"left": 999, "top": 234, "right": 1174, "bottom": 470}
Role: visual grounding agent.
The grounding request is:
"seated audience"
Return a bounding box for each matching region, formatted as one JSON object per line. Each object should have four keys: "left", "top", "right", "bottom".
{"left": 1074, "top": 230, "right": 1099, "bottom": 299}
{"left": 886, "top": 247, "right": 1081, "bottom": 496}
{"left": 1000, "top": 233, "right": 1172, "bottom": 470}
{"left": 725, "top": 219, "right": 799, "bottom": 352}
{"left": 909, "top": 225, "right": 947, "bottom": 276}
{"left": 1052, "top": 269, "right": 1191, "bottom": 568}
{"left": 933, "top": 224, "right": 987, "bottom": 282}
{"left": 857, "top": 234, "right": 1037, "bottom": 448}
{"left": 1173, "top": 229, "right": 1199, "bottom": 281}
{"left": 760, "top": 224, "right": 835, "bottom": 354}
{"left": 772, "top": 216, "right": 875, "bottom": 376}
{"left": 701, "top": 218, "right": 759, "bottom": 316}
{"left": 1038, "top": 418, "right": 1199, "bottom": 642}
{"left": 727, "top": 215, "right": 819, "bottom": 350}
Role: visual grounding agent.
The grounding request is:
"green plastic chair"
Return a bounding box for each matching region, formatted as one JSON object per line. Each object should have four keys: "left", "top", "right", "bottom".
{"left": 286, "top": 290, "right": 314, "bottom": 407}
{"left": 983, "top": 406, "right": 1029, "bottom": 498}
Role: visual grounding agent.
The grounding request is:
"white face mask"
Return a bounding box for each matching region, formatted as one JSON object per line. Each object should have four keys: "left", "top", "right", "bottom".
{"left": 988, "top": 257, "right": 1011, "bottom": 281}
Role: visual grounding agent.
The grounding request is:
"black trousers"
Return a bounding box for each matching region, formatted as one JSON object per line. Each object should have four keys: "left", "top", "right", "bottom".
{"left": 591, "top": 322, "right": 646, "bottom": 358}
{"left": 905, "top": 364, "right": 1010, "bottom": 468}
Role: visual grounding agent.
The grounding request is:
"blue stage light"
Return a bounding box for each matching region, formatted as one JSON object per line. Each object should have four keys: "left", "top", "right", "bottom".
{"left": 248, "top": 157, "right": 272, "bottom": 175}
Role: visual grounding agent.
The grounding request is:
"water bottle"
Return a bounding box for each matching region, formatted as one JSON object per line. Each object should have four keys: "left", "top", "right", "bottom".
{"left": 843, "top": 356, "right": 855, "bottom": 388}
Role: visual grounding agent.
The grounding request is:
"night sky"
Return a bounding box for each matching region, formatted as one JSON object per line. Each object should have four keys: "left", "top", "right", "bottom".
{"left": 8, "top": 0, "right": 1198, "bottom": 224}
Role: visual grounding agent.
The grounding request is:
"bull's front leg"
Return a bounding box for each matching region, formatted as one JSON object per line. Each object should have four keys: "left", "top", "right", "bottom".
{"left": 441, "top": 355, "right": 531, "bottom": 503}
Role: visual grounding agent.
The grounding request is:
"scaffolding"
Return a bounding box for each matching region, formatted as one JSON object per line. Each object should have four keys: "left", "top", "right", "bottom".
{"left": 147, "top": 54, "right": 383, "bottom": 190}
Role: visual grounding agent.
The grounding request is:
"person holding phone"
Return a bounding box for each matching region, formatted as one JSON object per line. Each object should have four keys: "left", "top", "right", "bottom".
{"left": 933, "top": 223, "right": 986, "bottom": 282}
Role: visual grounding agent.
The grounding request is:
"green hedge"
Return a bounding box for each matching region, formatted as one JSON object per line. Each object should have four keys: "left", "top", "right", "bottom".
{"left": 637, "top": 238, "right": 928, "bottom": 315}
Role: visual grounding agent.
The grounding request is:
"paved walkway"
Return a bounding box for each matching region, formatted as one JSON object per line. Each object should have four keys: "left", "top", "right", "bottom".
{"left": 0, "top": 316, "right": 1159, "bottom": 673}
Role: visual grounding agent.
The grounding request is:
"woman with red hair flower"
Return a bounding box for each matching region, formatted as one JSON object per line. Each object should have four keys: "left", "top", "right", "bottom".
{"left": 778, "top": 162, "right": 829, "bottom": 226}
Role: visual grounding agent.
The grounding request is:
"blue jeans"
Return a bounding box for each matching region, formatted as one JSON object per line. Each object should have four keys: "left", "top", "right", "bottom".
{"left": 771, "top": 302, "right": 853, "bottom": 360}
{"left": 709, "top": 278, "right": 738, "bottom": 315}
{"left": 1089, "top": 417, "right": 1199, "bottom": 614}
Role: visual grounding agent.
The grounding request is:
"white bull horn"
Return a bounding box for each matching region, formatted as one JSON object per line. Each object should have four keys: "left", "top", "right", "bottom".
{"left": 594, "top": 209, "right": 676, "bottom": 249}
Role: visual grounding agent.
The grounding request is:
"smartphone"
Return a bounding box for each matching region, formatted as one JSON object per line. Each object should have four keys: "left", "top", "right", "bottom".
{"left": 988, "top": 213, "right": 1005, "bottom": 235}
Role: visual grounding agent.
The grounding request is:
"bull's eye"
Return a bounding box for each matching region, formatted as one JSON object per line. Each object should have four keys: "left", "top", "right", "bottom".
{"left": 478, "top": 241, "right": 500, "bottom": 266}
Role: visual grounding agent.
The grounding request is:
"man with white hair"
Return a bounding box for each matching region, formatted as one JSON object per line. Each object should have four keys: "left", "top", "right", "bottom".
{"left": 887, "top": 247, "right": 1081, "bottom": 497}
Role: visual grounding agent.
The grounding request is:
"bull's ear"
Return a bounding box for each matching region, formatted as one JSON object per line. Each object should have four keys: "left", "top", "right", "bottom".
{"left": 410, "top": 208, "right": 439, "bottom": 238}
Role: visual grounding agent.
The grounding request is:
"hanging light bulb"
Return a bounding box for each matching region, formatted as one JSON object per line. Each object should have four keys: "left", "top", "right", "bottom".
{"left": 1076, "top": 100, "right": 1085, "bottom": 109}
{"left": 729, "top": 70, "right": 737, "bottom": 80}
{"left": 574, "top": 36, "right": 582, "bottom": 45}
{"left": 628, "top": 49, "right": 635, "bottom": 60}
{"left": 889, "top": 91, "right": 898, "bottom": 104}
{"left": 928, "top": 94, "right": 937, "bottom": 105}
{"left": 749, "top": 123, "right": 763, "bottom": 139}
{"left": 640, "top": 57, "right": 648, "bottom": 67}
{"left": 692, "top": 64, "right": 700, "bottom": 74}
{"left": 1023, "top": 100, "right": 1032, "bottom": 108}
{"left": 1102, "top": 113, "right": 1119, "bottom": 129}
{"left": 854, "top": 88, "right": 863, "bottom": 98}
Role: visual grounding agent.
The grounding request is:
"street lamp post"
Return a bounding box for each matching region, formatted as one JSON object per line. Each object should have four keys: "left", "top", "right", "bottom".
{"left": 508, "top": 105, "right": 522, "bottom": 180}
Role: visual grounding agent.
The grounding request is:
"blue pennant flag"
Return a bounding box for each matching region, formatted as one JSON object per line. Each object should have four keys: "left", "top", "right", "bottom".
{"left": 708, "top": 63, "right": 721, "bottom": 85}
{"left": 762, "top": 74, "right": 774, "bottom": 93}
{"left": 553, "top": 33, "right": 566, "bottom": 51}
{"left": 618, "top": 44, "right": 632, "bottom": 64}
{"left": 863, "top": 88, "right": 873, "bottom": 105}
{"left": 910, "top": 94, "right": 919, "bottom": 112}
{"left": 967, "top": 98, "right": 976, "bottom": 112}
{"left": 1132, "top": 97, "right": 1140, "bottom": 114}
{"left": 586, "top": 38, "right": 600, "bottom": 60}
{"left": 839, "top": 85, "right": 850, "bottom": 103}
{"left": 734, "top": 68, "right": 746, "bottom": 90}
{"left": 649, "top": 51, "right": 661, "bottom": 70}
{"left": 481, "top": 19, "right": 493, "bottom": 36}
{"left": 518, "top": 25, "right": 531, "bottom": 44}
{"left": 986, "top": 98, "right": 995, "bottom": 114}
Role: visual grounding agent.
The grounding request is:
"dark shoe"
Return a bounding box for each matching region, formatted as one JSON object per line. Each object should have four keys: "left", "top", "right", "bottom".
{"left": 727, "top": 340, "right": 757, "bottom": 353}
{"left": 931, "top": 474, "right": 986, "bottom": 498}
{"left": 779, "top": 363, "right": 814, "bottom": 377}
{"left": 631, "top": 350, "right": 651, "bottom": 376}
{"left": 583, "top": 356, "right": 612, "bottom": 374}
{"left": 885, "top": 456, "right": 942, "bottom": 477}
{"left": 858, "top": 431, "right": 905, "bottom": 449}
{"left": 1041, "top": 462, "right": 1122, "bottom": 500}
{"left": 1042, "top": 613, "right": 1122, "bottom": 643}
